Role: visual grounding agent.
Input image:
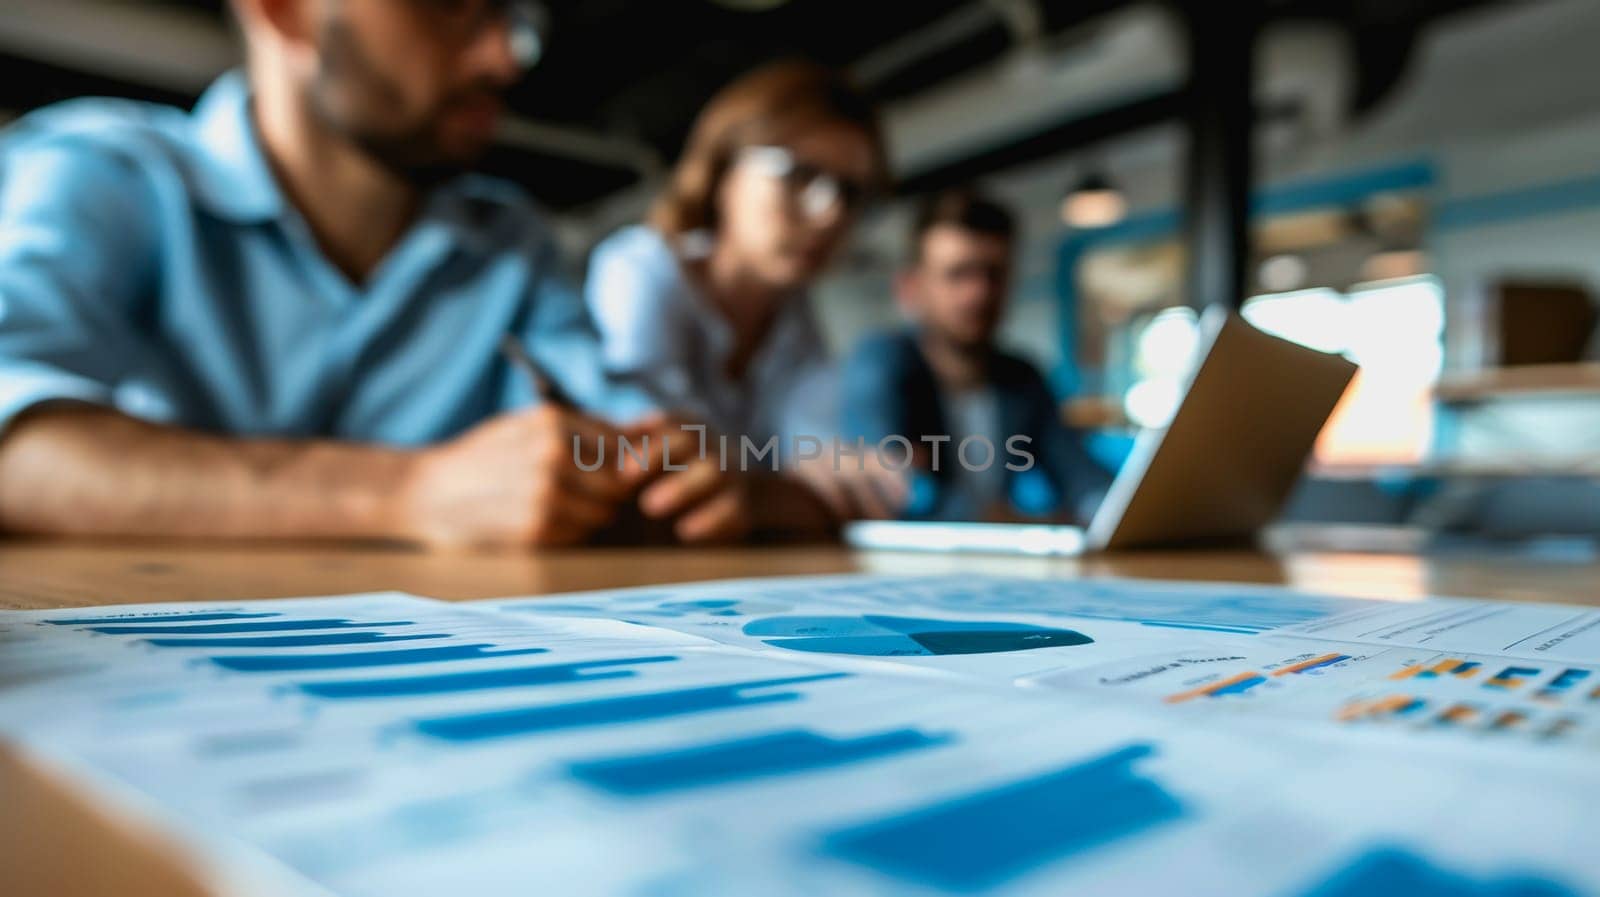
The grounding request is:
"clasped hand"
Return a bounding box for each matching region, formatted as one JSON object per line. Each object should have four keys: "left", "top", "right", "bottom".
{"left": 398, "top": 407, "right": 765, "bottom": 548}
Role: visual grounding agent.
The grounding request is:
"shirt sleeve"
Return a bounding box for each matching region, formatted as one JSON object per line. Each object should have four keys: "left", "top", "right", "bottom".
{"left": 582, "top": 234, "right": 709, "bottom": 420}
{"left": 505, "top": 231, "right": 658, "bottom": 425}
{"left": 0, "top": 139, "right": 158, "bottom": 437}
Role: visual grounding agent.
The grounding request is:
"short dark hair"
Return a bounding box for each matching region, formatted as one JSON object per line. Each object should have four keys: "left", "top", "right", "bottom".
{"left": 908, "top": 189, "right": 1016, "bottom": 263}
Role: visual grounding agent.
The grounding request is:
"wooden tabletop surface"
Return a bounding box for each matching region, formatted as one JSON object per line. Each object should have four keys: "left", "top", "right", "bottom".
{"left": 2, "top": 538, "right": 1597, "bottom": 610}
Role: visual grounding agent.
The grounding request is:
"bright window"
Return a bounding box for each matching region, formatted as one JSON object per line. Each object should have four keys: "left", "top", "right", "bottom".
{"left": 1123, "top": 275, "right": 1444, "bottom": 465}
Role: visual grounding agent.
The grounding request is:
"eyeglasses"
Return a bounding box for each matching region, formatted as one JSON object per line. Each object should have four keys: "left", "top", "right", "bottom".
{"left": 404, "top": 0, "right": 547, "bottom": 69}
{"left": 737, "top": 145, "right": 873, "bottom": 220}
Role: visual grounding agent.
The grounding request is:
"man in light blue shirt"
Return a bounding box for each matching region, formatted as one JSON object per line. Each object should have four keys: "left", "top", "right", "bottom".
{"left": 0, "top": 0, "right": 686, "bottom": 547}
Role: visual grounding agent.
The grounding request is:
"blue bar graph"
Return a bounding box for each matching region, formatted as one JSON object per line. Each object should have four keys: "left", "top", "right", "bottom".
{"left": 822, "top": 743, "right": 1183, "bottom": 892}
{"left": 413, "top": 673, "right": 849, "bottom": 743}
{"left": 1548, "top": 669, "right": 1591, "bottom": 691}
{"left": 47, "top": 612, "right": 280, "bottom": 625}
{"left": 85, "top": 619, "right": 410, "bottom": 635}
{"left": 210, "top": 645, "right": 548, "bottom": 672}
{"left": 297, "top": 656, "right": 679, "bottom": 699}
{"left": 1535, "top": 669, "right": 1593, "bottom": 703}
{"left": 1294, "top": 846, "right": 1582, "bottom": 897}
{"left": 1394, "top": 698, "right": 1427, "bottom": 717}
{"left": 569, "top": 728, "right": 950, "bottom": 796}
{"left": 145, "top": 632, "right": 447, "bottom": 649}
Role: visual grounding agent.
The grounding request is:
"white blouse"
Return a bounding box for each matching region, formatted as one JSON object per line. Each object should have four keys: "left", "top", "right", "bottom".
{"left": 583, "top": 225, "right": 837, "bottom": 458}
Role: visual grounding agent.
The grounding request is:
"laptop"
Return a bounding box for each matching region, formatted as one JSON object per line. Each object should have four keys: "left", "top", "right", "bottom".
{"left": 843, "top": 308, "right": 1359, "bottom": 555}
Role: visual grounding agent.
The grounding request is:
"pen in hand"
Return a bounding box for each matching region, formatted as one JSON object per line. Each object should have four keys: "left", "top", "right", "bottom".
{"left": 500, "top": 336, "right": 663, "bottom": 522}
{"left": 500, "top": 335, "right": 644, "bottom": 476}
{"left": 499, "top": 336, "right": 575, "bottom": 409}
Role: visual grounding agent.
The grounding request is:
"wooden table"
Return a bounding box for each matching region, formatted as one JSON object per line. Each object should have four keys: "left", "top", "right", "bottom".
{"left": 5, "top": 537, "right": 1599, "bottom": 897}
{"left": 2, "top": 537, "right": 1598, "bottom": 609}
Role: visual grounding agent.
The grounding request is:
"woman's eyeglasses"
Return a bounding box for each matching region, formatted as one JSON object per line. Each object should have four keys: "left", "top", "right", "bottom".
{"left": 737, "top": 145, "right": 873, "bottom": 221}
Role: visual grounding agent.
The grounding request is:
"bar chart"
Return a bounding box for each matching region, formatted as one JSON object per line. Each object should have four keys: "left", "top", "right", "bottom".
{"left": 1273, "top": 653, "right": 1354, "bottom": 676}
{"left": 1390, "top": 658, "right": 1483, "bottom": 680}
{"left": 1534, "top": 668, "right": 1592, "bottom": 703}
{"left": 567, "top": 727, "right": 950, "bottom": 796}
{"left": 822, "top": 743, "right": 1184, "bottom": 892}
{"left": 1164, "top": 671, "right": 1270, "bottom": 703}
{"left": 1484, "top": 666, "right": 1544, "bottom": 690}
{"left": 412, "top": 674, "right": 851, "bottom": 742}
{"left": 6, "top": 580, "right": 1600, "bottom": 897}
{"left": 296, "top": 656, "right": 681, "bottom": 699}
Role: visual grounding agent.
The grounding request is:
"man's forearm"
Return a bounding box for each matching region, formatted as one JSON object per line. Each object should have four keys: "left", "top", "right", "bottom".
{"left": 0, "top": 407, "right": 418, "bottom": 541}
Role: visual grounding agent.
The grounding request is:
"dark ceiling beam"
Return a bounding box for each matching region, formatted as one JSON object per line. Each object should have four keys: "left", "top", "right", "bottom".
{"left": 1180, "top": 0, "right": 1259, "bottom": 311}
{"left": 895, "top": 88, "right": 1185, "bottom": 196}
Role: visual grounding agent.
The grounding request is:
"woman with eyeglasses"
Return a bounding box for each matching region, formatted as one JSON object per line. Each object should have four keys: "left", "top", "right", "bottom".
{"left": 585, "top": 61, "right": 903, "bottom": 541}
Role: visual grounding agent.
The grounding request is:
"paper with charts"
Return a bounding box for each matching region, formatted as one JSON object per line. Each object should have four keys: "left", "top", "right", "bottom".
{"left": 0, "top": 576, "right": 1596, "bottom": 897}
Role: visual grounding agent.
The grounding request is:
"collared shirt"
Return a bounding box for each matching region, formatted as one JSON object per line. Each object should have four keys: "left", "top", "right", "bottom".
{"left": 940, "top": 385, "right": 1008, "bottom": 513}
{"left": 584, "top": 225, "right": 837, "bottom": 458}
{"left": 841, "top": 329, "right": 1112, "bottom": 522}
{"left": 0, "top": 72, "right": 650, "bottom": 445}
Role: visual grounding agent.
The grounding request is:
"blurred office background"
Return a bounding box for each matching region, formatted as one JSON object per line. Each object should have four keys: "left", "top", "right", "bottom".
{"left": 3, "top": 0, "right": 1598, "bottom": 536}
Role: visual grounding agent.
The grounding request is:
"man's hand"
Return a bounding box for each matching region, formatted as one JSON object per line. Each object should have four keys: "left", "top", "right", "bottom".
{"left": 399, "top": 405, "right": 634, "bottom": 549}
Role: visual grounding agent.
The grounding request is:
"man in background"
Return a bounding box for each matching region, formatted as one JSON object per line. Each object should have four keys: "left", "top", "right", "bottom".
{"left": 842, "top": 189, "right": 1112, "bottom": 522}
{"left": 0, "top": 0, "right": 746, "bottom": 546}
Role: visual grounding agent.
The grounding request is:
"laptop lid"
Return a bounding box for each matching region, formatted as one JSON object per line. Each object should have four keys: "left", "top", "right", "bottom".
{"left": 1086, "top": 308, "right": 1358, "bottom": 551}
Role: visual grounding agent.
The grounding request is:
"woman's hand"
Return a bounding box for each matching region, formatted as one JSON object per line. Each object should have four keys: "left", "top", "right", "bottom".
{"left": 789, "top": 442, "right": 910, "bottom": 522}
{"left": 623, "top": 416, "right": 858, "bottom": 543}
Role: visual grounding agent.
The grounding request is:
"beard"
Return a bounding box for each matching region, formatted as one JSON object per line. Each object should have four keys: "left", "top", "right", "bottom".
{"left": 308, "top": 18, "right": 501, "bottom": 187}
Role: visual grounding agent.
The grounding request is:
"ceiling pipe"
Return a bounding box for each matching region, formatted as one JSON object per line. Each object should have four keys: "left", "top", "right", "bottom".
{"left": 495, "top": 118, "right": 664, "bottom": 182}
{"left": 986, "top": 0, "right": 1046, "bottom": 48}
{"left": 850, "top": 4, "right": 1005, "bottom": 88}
{"left": 881, "top": 4, "right": 1185, "bottom": 181}
{"left": 0, "top": 0, "right": 234, "bottom": 95}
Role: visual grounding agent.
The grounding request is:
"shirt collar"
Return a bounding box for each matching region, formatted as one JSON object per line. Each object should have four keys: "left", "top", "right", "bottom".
{"left": 189, "top": 70, "right": 283, "bottom": 223}
{"left": 187, "top": 71, "right": 518, "bottom": 252}
{"left": 421, "top": 176, "right": 516, "bottom": 256}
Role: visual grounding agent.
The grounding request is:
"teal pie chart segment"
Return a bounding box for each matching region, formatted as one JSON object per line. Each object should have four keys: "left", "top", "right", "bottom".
{"left": 742, "top": 614, "right": 1093, "bottom": 656}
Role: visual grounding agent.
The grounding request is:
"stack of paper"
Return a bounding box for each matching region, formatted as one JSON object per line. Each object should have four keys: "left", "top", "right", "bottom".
{"left": 2, "top": 575, "right": 1597, "bottom": 896}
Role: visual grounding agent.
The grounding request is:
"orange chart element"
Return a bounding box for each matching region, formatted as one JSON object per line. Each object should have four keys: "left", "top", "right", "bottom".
{"left": 1483, "top": 667, "right": 1542, "bottom": 690}
{"left": 1336, "top": 694, "right": 1426, "bottom": 722}
{"left": 1488, "top": 710, "right": 1527, "bottom": 732}
{"left": 1272, "top": 653, "right": 1351, "bottom": 676}
{"left": 1389, "top": 658, "right": 1481, "bottom": 681}
{"left": 1436, "top": 703, "right": 1482, "bottom": 726}
{"left": 1163, "top": 671, "right": 1267, "bottom": 704}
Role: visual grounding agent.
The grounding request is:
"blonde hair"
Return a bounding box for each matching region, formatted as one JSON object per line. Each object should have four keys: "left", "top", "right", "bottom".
{"left": 650, "top": 60, "right": 890, "bottom": 243}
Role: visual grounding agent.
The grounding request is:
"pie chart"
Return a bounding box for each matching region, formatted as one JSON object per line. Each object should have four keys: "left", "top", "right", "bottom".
{"left": 741, "top": 614, "right": 1093, "bottom": 656}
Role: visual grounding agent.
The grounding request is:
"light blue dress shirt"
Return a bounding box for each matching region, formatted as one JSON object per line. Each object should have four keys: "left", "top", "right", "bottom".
{"left": 0, "top": 72, "right": 650, "bottom": 445}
